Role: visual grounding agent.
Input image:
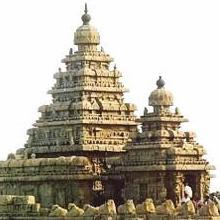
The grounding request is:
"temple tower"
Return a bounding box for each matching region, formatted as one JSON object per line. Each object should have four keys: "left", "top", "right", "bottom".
{"left": 114, "top": 77, "right": 214, "bottom": 205}
{"left": 23, "top": 4, "right": 137, "bottom": 159}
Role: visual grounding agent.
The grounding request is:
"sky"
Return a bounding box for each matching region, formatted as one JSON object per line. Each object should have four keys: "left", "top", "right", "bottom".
{"left": 0, "top": 0, "right": 220, "bottom": 191}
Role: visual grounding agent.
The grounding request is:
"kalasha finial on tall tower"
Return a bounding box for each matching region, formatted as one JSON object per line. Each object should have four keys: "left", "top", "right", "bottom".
{"left": 156, "top": 76, "right": 165, "bottom": 89}
{"left": 74, "top": 3, "right": 100, "bottom": 45}
{"left": 81, "top": 3, "right": 91, "bottom": 25}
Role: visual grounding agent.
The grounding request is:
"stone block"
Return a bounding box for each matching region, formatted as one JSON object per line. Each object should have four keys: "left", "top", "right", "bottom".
{"left": 100, "top": 215, "right": 118, "bottom": 220}
{"left": 13, "top": 196, "right": 35, "bottom": 205}
{"left": 118, "top": 215, "right": 144, "bottom": 220}
{"left": 196, "top": 217, "right": 220, "bottom": 220}
{"left": 0, "top": 205, "right": 9, "bottom": 213}
{"left": 148, "top": 215, "right": 176, "bottom": 220}
{"left": 0, "top": 195, "right": 14, "bottom": 205}
{"left": 69, "top": 217, "right": 94, "bottom": 220}
{"left": 30, "top": 203, "right": 41, "bottom": 213}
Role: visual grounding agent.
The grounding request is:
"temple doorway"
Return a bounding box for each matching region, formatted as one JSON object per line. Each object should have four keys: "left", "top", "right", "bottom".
{"left": 184, "top": 174, "right": 197, "bottom": 198}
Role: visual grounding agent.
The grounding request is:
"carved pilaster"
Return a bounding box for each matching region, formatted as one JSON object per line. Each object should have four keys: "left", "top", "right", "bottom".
{"left": 172, "top": 172, "right": 184, "bottom": 205}
{"left": 200, "top": 172, "right": 210, "bottom": 200}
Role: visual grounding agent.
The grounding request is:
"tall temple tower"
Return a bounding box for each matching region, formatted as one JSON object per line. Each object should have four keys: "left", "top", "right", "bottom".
{"left": 114, "top": 77, "right": 214, "bottom": 205}
{"left": 23, "top": 4, "right": 137, "bottom": 159}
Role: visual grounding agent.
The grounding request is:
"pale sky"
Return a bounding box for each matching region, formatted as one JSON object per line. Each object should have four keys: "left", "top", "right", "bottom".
{"left": 0, "top": 0, "right": 220, "bottom": 191}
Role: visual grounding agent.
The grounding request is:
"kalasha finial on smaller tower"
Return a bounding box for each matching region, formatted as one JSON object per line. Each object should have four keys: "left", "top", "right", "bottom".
{"left": 156, "top": 76, "right": 165, "bottom": 88}
{"left": 81, "top": 3, "right": 91, "bottom": 25}
{"left": 114, "top": 64, "right": 117, "bottom": 71}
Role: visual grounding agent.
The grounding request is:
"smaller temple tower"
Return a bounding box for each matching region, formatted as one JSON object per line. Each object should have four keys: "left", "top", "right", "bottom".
{"left": 114, "top": 76, "right": 214, "bottom": 205}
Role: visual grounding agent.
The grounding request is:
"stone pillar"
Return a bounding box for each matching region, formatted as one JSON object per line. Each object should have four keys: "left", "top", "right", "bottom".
{"left": 200, "top": 172, "right": 210, "bottom": 200}
{"left": 168, "top": 172, "right": 184, "bottom": 206}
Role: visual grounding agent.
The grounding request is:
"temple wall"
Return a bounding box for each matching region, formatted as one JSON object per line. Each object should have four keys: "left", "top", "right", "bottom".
{"left": 122, "top": 172, "right": 167, "bottom": 204}
{"left": 0, "top": 179, "right": 93, "bottom": 208}
{"left": 0, "top": 157, "right": 95, "bottom": 207}
{"left": 121, "top": 170, "right": 210, "bottom": 205}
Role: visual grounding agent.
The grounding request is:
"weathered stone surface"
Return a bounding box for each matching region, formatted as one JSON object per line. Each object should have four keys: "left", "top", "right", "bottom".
{"left": 136, "top": 198, "right": 156, "bottom": 214}
{"left": 156, "top": 200, "right": 176, "bottom": 215}
{"left": 66, "top": 203, "right": 84, "bottom": 217}
{"left": 48, "top": 204, "right": 67, "bottom": 217}
{"left": 115, "top": 77, "right": 213, "bottom": 204}
{"left": 83, "top": 204, "right": 99, "bottom": 216}
{"left": 13, "top": 196, "right": 35, "bottom": 205}
{"left": 99, "top": 200, "right": 117, "bottom": 215}
{"left": 0, "top": 3, "right": 215, "bottom": 219}
{"left": 199, "top": 202, "right": 219, "bottom": 217}
{"left": 0, "top": 195, "right": 14, "bottom": 205}
{"left": 118, "top": 200, "right": 136, "bottom": 215}
{"left": 175, "top": 200, "right": 195, "bottom": 217}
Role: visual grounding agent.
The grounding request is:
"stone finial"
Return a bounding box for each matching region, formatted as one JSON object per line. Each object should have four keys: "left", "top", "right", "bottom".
{"left": 58, "top": 67, "right": 61, "bottom": 73}
{"left": 175, "top": 107, "right": 180, "bottom": 114}
{"left": 149, "top": 76, "right": 174, "bottom": 109}
{"left": 156, "top": 76, "right": 165, "bottom": 89}
{"left": 69, "top": 48, "right": 73, "bottom": 55}
{"left": 101, "top": 46, "right": 104, "bottom": 52}
{"left": 81, "top": 3, "right": 91, "bottom": 25}
{"left": 144, "top": 107, "right": 148, "bottom": 116}
{"left": 114, "top": 64, "right": 117, "bottom": 71}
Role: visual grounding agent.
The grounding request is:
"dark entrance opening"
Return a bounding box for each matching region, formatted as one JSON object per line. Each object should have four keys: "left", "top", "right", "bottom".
{"left": 184, "top": 174, "right": 196, "bottom": 197}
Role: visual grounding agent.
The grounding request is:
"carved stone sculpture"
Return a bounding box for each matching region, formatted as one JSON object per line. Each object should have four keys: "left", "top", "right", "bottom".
{"left": 117, "top": 199, "right": 136, "bottom": 215}
{"left": 66, "top": 203, "right": 84, "bottom": 217}
{"left": 199, "top": 202, "right": 219, "bottom": 216}
{"left": 136, "top": 198, "right": 156, "bottom": 214}
{"left": 99, "top": 200, "right": 117, "bottom": 215}
{"left": 48, "top": 204, "right": 67, "bottom": 217}
{"left": 83, "top": 204, "right": 99, "bottom": 216}
{"left": 7, "top": 153, "right": 15, "bottom": 160}
{"left": 0, "top": 195, "right": 14, "bottom": 205}
{"left": 155, "top": 200, "right": 175, "bottom": 215}
{"left": 175, "top": 200, "right": 195, "bottom": 216}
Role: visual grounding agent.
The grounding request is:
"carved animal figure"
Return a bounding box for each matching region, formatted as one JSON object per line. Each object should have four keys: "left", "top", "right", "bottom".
{"left": 66, "top": 203, "right": 84, "bottom": 217}
{"left": 99, "top": 199, "right": 117, "bottom": 215}
{"left": 175, "top": 200, "right": 195, "bottom": 216}
{"left": 136, "top": 198, "right": 156, "bottom": 214}
{"left": 199, "top": 202, "right": 219, "bottom": 216}
{"left": 213, "top": 196, "right": 220, "bottom": 213}
{"left": 49, "top": 204, "right": 67, "bottom": 217}
{"left": 7, "top": 153, "right": 15, "bottom": 160}
{"left": 83, "top": 204, "right": 99, "bottom": 216}
{"left": 117, "top": 199, "right": 136, "bottom": 215}
{"left": 156, "top": 199, "right": 175, "bottom": 215}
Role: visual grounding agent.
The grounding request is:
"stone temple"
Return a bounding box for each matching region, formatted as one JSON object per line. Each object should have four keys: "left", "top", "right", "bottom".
{"left": 0, "top": 4, "right": 216, "bottom": 219}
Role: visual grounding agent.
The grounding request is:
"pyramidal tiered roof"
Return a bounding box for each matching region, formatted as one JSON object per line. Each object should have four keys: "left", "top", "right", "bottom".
{"left": 24, "top": 4, "right": 137, "bottom": 158}
{"left": 122, "top": 77, "right": 210, "bottom": 168}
